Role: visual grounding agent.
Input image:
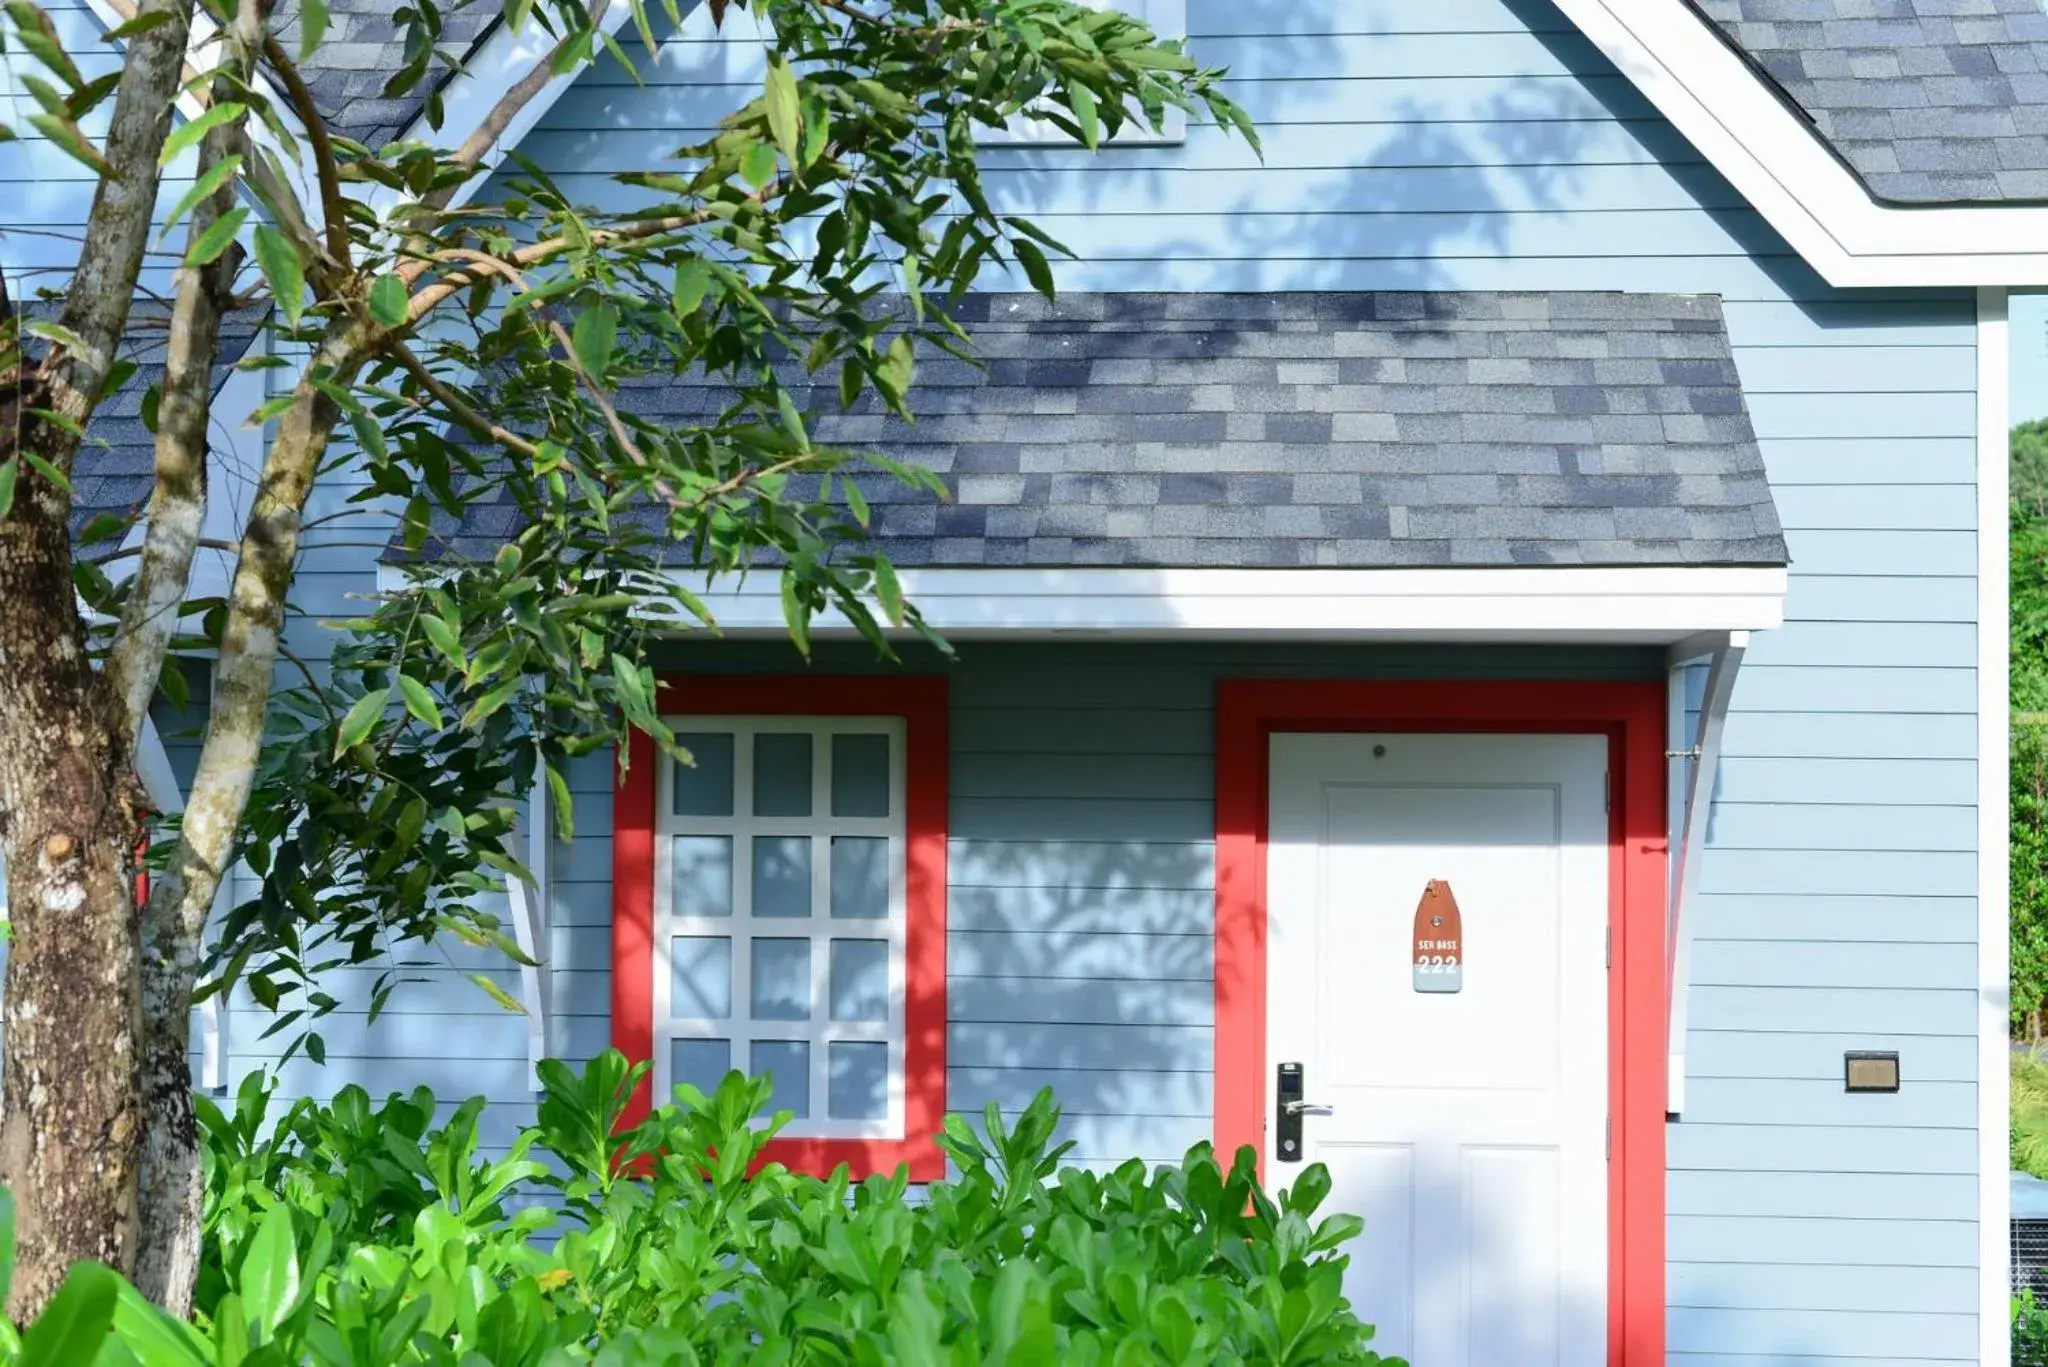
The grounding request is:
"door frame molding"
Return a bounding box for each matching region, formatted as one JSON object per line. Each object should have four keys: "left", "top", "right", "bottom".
{"left": 1214, "top": 678, "right": 1668, "bottom": 1367}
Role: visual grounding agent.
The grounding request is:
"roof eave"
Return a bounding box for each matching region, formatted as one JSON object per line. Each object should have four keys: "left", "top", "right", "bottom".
{"left": 1553, "top": 0, "right": 2048, "bottom": 288}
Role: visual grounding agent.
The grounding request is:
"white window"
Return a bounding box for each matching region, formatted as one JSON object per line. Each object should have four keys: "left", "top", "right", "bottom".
{"left": 653, "top": 717, "right": 907, "bottom": 1138}
{"left": 974, "top": 0, "right": 1189, "bottom": 147}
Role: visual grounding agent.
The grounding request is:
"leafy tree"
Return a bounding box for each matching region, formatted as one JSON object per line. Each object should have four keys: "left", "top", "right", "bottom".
{"left": 0, "top": 0, "right": 1255, "bottom": 1317}
{"left": 2017, "top": 430, "right": 2048, "bottom": 1035}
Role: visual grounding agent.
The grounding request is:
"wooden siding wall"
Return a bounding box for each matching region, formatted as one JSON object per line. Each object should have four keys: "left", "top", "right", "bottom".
{"left": 9, "top": 0, "right": 1985, "bottom": 1362}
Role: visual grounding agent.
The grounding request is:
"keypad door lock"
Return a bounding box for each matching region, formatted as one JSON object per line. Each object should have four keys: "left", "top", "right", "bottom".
{"left": 1277, "top": 1062, "right": 1321, "bottom": 1163}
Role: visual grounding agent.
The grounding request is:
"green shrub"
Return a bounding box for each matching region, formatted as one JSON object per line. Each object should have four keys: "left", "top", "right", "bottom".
{"left": 4, "top": 1051, "right": 1397, "bottom": 1366}
{"left": 2018, "top": 1290, "right": 2048, "bottom": 1367}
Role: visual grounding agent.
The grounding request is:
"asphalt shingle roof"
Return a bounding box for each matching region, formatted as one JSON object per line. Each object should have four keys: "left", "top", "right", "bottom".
{"left": 62, "top": 306, "right": 264, "bottom": 536}
{"left": 1691, "top": 0, "right": 2048, "bottom": 204}
{"left": 271, "top": 0, "right": 499, "bottom": 149}
{"left": 407, "top": 291, "right": 1788, "bottom": 571}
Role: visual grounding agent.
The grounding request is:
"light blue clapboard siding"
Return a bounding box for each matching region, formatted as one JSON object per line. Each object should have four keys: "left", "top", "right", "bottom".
{"left": 236, "top": 0, "right": 1981, "bottom": 1361}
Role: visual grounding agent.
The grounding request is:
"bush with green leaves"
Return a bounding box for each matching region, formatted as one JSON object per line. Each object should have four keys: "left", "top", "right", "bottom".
{"left": 2, "top": 1052, "right": 1397, "bottom": 1366}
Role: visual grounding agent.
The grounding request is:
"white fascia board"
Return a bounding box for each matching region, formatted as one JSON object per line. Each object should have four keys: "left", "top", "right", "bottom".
{"left": 1554, "top": 0, "right": 2048, "bottom": 288}
{"left": 366, "top": 0, "right": 640, "bottom": 221}
{"left": 1976, "top": 286, "right": 2012, "bottom": 1367}
{"left": 565, "top": 564, "right": 1791, "bottom": 642}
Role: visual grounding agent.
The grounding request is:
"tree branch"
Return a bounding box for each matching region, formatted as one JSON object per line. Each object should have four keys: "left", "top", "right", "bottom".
{"left": 259, "top": 36, "right": 353, "bottom": 273}
{"left": 24, "top": 0, "right": 197, "bottom": 477}
{"left": 106, "top": 0, "right": 265, "bottom": 761}
{"left": 384, "top": 339, "right": 539, "bottom": 459}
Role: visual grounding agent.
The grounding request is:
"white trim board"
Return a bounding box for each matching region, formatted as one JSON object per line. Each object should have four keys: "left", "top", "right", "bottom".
{"left": 655, "top": 564, "right": 1788, "bottom": 642}
{"left": 1977, "top": 285, "right": 2012, "bottom": 1367}
{"left": 374, "top": 562, "right": 1790, "bottom": 641}
{"left": 1552, "top": 0, "right": 2048, "bottom": 288}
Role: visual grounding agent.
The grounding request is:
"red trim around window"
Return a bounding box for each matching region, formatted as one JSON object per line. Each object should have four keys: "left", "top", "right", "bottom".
{"left": 612, "top": 674, "right": 948, "bottom": 1181}
{"left": 1214, "top": 678, "right": 1667, "bottom": 1367}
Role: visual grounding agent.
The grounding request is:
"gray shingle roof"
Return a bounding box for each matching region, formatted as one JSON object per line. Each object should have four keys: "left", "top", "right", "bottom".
{"left": 406, "top": 291, "right": 1788, "bottom": 571}
{"left": 1691, "top": 0, "right": 2048, "bottom": 204}
{"left": 62, "top": 306, "right": 264, "bottom": 537}
{"left": 271, "top": 0, "right": 500, "bottom": 149}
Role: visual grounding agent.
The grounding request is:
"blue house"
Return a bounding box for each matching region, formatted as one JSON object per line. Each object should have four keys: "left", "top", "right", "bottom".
{"left": 3, "top": 0, "right": 2030, "bottom": 1361}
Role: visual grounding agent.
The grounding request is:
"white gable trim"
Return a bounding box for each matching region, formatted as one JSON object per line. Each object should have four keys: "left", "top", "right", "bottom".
{"left": 1977, "top": 285, "right": 2012, "bottom": 1367}
{"left": 1554, "top": 0, "right": 2048, "bottom": 288}
{"left": 395, "top": 564, "right": 1795, "bottom": 643}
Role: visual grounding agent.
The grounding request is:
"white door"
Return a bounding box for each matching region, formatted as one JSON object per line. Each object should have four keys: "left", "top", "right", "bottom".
{"left": 1266, "top": 732, "right": 1608, "bottom": 1367}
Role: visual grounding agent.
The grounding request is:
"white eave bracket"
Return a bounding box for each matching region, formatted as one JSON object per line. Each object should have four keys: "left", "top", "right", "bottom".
{"left": 506, "top": 774, "right": 554, "bottom": 1091}
{"left": 1664, "top": 628, "right": 1747, "bottom": 1118}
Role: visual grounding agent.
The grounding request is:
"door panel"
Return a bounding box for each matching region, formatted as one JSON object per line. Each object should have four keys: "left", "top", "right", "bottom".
{"left": 1267, "top": 731, "right": 1608, "bottom": 1367}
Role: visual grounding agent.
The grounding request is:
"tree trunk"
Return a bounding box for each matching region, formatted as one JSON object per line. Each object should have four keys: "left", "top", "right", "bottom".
{"left": 0, "top": 432, "right": 143, "bottom": 1317}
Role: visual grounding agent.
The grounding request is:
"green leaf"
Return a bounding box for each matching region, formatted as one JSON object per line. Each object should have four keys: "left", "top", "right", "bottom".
{"left": 764, "top": 56, "right": 800, "bottom": 164}
{"left": 181, "top": 206, "right": 248, "bottom": 268}
{"left": 1068, "top": 82, "right": 1100, "bottom": 149}
{"left": 1012, "top": 238, "right": 1056, "bottom": 298}
{"left": 20, "top": 1261, "right": 117, "bottom": 1367}
{"left": 251, "top": 226, "right": 305, "bottom": 328}
{"left": 469, "top": 972, "right": 526, "bottom": 1014}
{"left": 395, "top": 674, "right": 443, "bottom": 730}
{"left": 570, "top": 304, "right": 617, "bottom": 381}
{"left": 159, "top": 101, "right": 245, "bottom": 167}
{"left": 672, "top": 260, "right": 710, "bottom": 315}
{"left": 367, "top": 274, "right": 409, "bottom": 328}
{"left": 419, "top": 615, "right": 465, "bottom": 672}
{"left": 740, "top": 141, "right": 778, "bottom": 189}
{"left": 0, "top": 459, "right": 17, "bottom": 520}
{"left": 780, "top": 576, "right": 811, "bottom": 658}
{"left": 159, "top": 153, "right": 241, "bottom": 235}
{"left": 874, "top": 557, "right": 904, "bottom": 628}
{"left": 110, "top": 1277, "right": 210, "bottom": 1367}
{"left": 334, "top": 688, "right": 389, "bottom": 756}
{"left": 296, "top": 0, "right": 328, "bottom": 60}
{"left": 5, "top": 2, "right": 84, "bottom": 89}
{"left": 239, "top": 1204, "right": 300, "bottom": 1335}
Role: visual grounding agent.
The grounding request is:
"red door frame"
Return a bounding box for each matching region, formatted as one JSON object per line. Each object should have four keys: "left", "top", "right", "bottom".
{"left": 1214, "top": 678, "right": 1667, "bottom": 1367}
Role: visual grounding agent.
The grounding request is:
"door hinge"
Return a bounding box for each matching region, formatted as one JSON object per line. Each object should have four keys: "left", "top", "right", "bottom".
{"left": 1605, "top": 926, "right": 1612, "bottom": 969}
{"left": 1606, "top": 1118, "right": 1612, "bottom": 1160}
{"left": 1603, "top": 770, "right": 1612, "bottom": 813}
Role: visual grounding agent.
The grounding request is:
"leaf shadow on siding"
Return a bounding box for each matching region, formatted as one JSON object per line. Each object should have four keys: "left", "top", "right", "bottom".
{"left": 946, "top": 834, "right": 1222, "bottom": 1166}
{"left": 1041, "top": 0, "right": 1615, "bottom": 292}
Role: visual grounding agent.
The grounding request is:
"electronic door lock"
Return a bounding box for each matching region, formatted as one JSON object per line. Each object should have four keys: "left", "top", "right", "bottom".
{"left": 1277, "top": 1062, "right": 1319, "bottom": 1163}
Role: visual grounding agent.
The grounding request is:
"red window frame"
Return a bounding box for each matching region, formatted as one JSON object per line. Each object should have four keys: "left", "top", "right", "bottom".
{"left": 1214, "top": 678, "right": 1668, "bottom": 1367}
{"left": 611, "top": 673, "right": 948, "bottom": 1181}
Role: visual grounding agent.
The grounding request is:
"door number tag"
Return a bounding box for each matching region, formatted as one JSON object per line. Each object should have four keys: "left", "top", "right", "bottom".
{"left": 1412, "top": 879, "right": 1464, "bottom": 994}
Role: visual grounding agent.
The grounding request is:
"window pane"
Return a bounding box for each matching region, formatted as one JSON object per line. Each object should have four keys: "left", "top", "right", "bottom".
{"left": 751, "top": 938, "right": 812, "bottom": 1020}
{"left": 752, "top": 1040, "right": 810, "bottom": 1119}
{"left": 828, "top": 1042, "right": 888, "bottom": 1121}
{"left": 753, "top": 732, "right": 813, "bottom": 816}
{"left": 831, "top": 734, "right": 891, "bottom": 817}
{"left": 672, "top": 733, "right": 734, "bottom": 816}
{"left": 751, "top": 836, "right": 812, "bottom": 917}
{"left": 829, "top": 939, "right": 889, "bottom": 1022}
{"left": 670, "top": 937, "right": 731, "bottom": 1019}
{"left": 670, "top": 1038, "right": 729, "bottom": 1104}
{"left": 671, "top": 836, "right": 732, "bottom": 917}
{"left": 830, "top": 837, "right": 888, "bottom": 919}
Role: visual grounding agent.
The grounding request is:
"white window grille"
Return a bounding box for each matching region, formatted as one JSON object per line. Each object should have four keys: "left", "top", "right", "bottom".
{"left": 653, "top": 717, "right": 907, "bottom": 1138}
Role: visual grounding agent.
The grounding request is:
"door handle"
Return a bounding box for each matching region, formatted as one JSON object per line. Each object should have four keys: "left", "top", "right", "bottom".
{"left": 1285, "top": 1099, "right": 1333, "bottom": 1116}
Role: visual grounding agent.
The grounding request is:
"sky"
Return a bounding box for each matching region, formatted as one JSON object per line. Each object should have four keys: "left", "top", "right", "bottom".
{"left": 2018, "top": 293, "right": 2048, "bottom": 424}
